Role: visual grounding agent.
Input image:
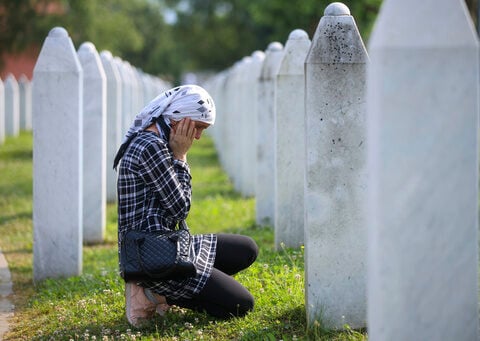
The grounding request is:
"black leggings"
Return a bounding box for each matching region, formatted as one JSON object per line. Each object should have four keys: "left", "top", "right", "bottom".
{"left": 167, "top": 234, "right": 259, "bottom": 319}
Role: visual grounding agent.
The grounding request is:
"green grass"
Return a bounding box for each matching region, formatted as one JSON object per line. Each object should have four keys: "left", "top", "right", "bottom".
{"left": 0, "top": 131, "right": 367, "bottom": 340}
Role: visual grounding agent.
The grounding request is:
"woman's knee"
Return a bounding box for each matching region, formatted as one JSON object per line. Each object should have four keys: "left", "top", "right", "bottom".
{"left": 217, "top": 234, "right": 259, "bottom": 262}
{"left": 234, "top": 291, "right": 255, "bottom": 317}
{"left": 243, "top": 235, "right": 259, "bottom": 266}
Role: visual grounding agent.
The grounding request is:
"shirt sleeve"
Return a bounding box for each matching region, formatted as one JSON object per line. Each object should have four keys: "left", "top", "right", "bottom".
{"left": 137, "top": 140, "right": 192, "bottom": 221}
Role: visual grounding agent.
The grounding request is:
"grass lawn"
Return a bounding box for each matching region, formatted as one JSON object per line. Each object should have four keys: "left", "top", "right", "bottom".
{"left": 0, "top": 131, "right": 366, "bottom": 340}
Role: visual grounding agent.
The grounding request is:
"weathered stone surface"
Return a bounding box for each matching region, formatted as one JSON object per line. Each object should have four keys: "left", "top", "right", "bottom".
{"left": 274, "top": 29, "right": 310, "bottom": 248}
{"left": 256, "top": 42, "right": 283, "bottom": 226}
{"left": 304, "top": 3, "right": 368, "bottom": 329}
{"left": 100, "top": 50, "right": 122, "bottom": 203}
{"left": 367, "top": 0, "right": 479, "bottom": 340}
{"left": 4, "top": 74, "right": 19, "bottom": 137}
{"left": 33, "top": 27, "right": 83, "bottom": 280}
{"left": 18, "top": 75, "right": 32, "bottom": 131}
{"left": 78, "top": 42, "right": 107, "bottom": 244}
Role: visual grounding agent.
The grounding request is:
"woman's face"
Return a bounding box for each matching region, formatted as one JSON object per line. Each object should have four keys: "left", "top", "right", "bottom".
{"left": 171, "top": 119, "right": 210, "bottom": 140}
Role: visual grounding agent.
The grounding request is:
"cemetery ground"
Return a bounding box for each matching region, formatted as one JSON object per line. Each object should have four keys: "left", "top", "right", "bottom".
{"left": 0, "top": 132, "right": 366, "bottom": 341}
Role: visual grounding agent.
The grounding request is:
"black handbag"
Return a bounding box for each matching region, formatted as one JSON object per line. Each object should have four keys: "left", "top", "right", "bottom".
{"left": 120, "top": 221, "right": 197, "bottom": 281}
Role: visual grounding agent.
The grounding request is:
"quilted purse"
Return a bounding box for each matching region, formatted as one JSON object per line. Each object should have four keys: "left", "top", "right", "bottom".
{"left": 120, "top": 221, "right": 197, "bottom": 281}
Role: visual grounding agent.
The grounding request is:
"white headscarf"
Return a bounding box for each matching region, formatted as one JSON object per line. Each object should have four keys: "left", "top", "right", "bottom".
{"left": 113, "top": 84, "right": 216, "bottom": 169}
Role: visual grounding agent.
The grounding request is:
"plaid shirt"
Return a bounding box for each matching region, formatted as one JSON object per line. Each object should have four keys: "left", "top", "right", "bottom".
{"left": 117, "top": 130, "right": 216, "bottom": 299}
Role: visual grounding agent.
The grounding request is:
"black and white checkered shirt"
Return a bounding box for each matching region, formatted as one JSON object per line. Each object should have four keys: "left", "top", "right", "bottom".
{"left": 117, "top": 130, "right": 216, "bottom": 299}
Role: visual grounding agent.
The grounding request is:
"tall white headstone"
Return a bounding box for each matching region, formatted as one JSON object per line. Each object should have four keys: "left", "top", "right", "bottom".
{"left": 18, "top": 75, "right": 32, "bottom": 131}
{"left": 100, "top": 51, "right": 122, "bottom": 203}
{"left": 33, "top": 27, "right": 83, "bottom": 280}
{"left": 367, "top": 0, "right": 479, "bottom": 340}
{"left": 256, "top": 42, "right": 283, "bottom": 226}
{"left": 243, "top": 51, "right": 265, "bottom": 197}
{"left": 114, "top": 57, "right": 133, "bottom": 136}
{"left": 274, "top": 29, "right": 311, "bottom": 249}
{"left": 206, "top": 71, "right": 229, "bottom": 163}
{"left": 129, "top": 64, "right": 140, "bottom": 114}
{"left": 304, "top": 2, "right": 368, "bottom": 329}
{"left": 225, "top": 61, "right": 243, "bottom": 191}
{"left": 220, "top": 64, "right": 239, "bottom": 181}
{"left": 237, "top": 56, "right": 252, "bottom": 195}
{"left": 0, "top": 79, "right": 4, "bottom": 145}
{"left": 78, "top": 42, "right": 107, "bottom": 244}
{"left": 4, "top": 74, "right": 19, "bottom": 137}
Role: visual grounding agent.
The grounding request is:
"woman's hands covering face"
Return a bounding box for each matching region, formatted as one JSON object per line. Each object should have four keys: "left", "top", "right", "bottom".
{"left": 169, "top": 118, "right": 196, "bottom": 162}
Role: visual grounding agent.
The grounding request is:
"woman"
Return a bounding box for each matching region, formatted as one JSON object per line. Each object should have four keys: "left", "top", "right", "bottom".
{"left": 113, "top": 85, "right": 258, "bottom": 327}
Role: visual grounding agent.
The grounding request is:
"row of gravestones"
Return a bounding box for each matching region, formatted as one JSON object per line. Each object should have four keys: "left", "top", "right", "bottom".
{"left": 0, "top": 74, "right": 32, "bottom": 144}
{"left": 31, "top": 27, "right": 171, "bottom": 281}
{"left": 203, "top": 1, "right": 479, "bottom": 340}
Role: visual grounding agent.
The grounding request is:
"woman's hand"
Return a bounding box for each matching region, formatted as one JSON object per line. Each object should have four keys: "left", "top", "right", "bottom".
{"left": 169, "top": 118, "right": 196, "bottom": 162}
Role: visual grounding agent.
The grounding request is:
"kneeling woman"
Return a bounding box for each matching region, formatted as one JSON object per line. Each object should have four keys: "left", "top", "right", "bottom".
{"left": 113, "top": 85, "right": 258, "bottom": 327}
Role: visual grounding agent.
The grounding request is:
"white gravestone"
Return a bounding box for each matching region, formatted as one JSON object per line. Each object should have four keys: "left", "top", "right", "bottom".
{"left": 18, "top": 75, "right": 32, "bottom": 131}
{"left": 244, "top": 51, "right": 265, "bottom": 197}
{"left": 124, "top": 61, "right": 139, "bottom": 123}
{"left": 207, "top": 71, "right": 228, "bottom": 162}
{"left": 225, "top": 61, "right": 243, "bottom": 191}
{"left": 100, "top": 50, "right": 122, "bottom": 203}
{"left": 274, "top": 29, "right": 311, "bottom": 249}
{"left": 139, "top": 71, "right": 153, "bottom": 109}
{"left": 78, "top": 42, "right": 107, "bottom": 244}
{"left": 4, "top": 74, "right": 19, "bottom": 137}
{"left": 0, "top": 79, "right": 4, "bottom": 145}
{"left": 114, "top": 58, "right": 133, "bottom": 137}
{"left": 366, "top": 0, "right": 479, "bottom": 340}
{"left": 222, "top": 64, "right": 239, "bottom": 181}
{"left": 256, "top": 42, "right": 284, "bottom": 226}
{"left": 304, "top": 2, "right": 368, "bottom": 329}
{"left": 237, "top": 56, "right": 252, "bottom": 195}
{"left": 129, "top": 64, "right": 141, "bottom": 114}
{"left": 33, "top": 27, "right": 83, "bottom": 280}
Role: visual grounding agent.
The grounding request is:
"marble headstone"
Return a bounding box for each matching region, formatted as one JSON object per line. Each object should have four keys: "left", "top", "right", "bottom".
{"left": 78, "top": 42, "right": 107, "bottom": 244}
{"left": 274, "top": 29, "right": 311, "bottom": 249}
{"left": 33, "top": 27, "right": 83, "bottom": 280}
{"left": 304, "top": 2, "right": 368, "bottom": 329}
{"left": 366, "top": 0, "right": 479, "bottom": 340}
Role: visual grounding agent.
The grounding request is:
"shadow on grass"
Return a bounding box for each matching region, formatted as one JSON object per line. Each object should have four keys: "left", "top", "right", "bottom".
{"left": 0, "top": 148, "right": 33, "bottom": 161}
{"left": 0, "top": 211, "right": 32, "bottom": 225}
{"left": 238, "top": 306, "right": 305, "bottom": 340}
{"left": 2, "top": 248, "right": 32, "bottom": 256}
{"left": 30, "top": 308, "right": 219, "bottom": 340}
